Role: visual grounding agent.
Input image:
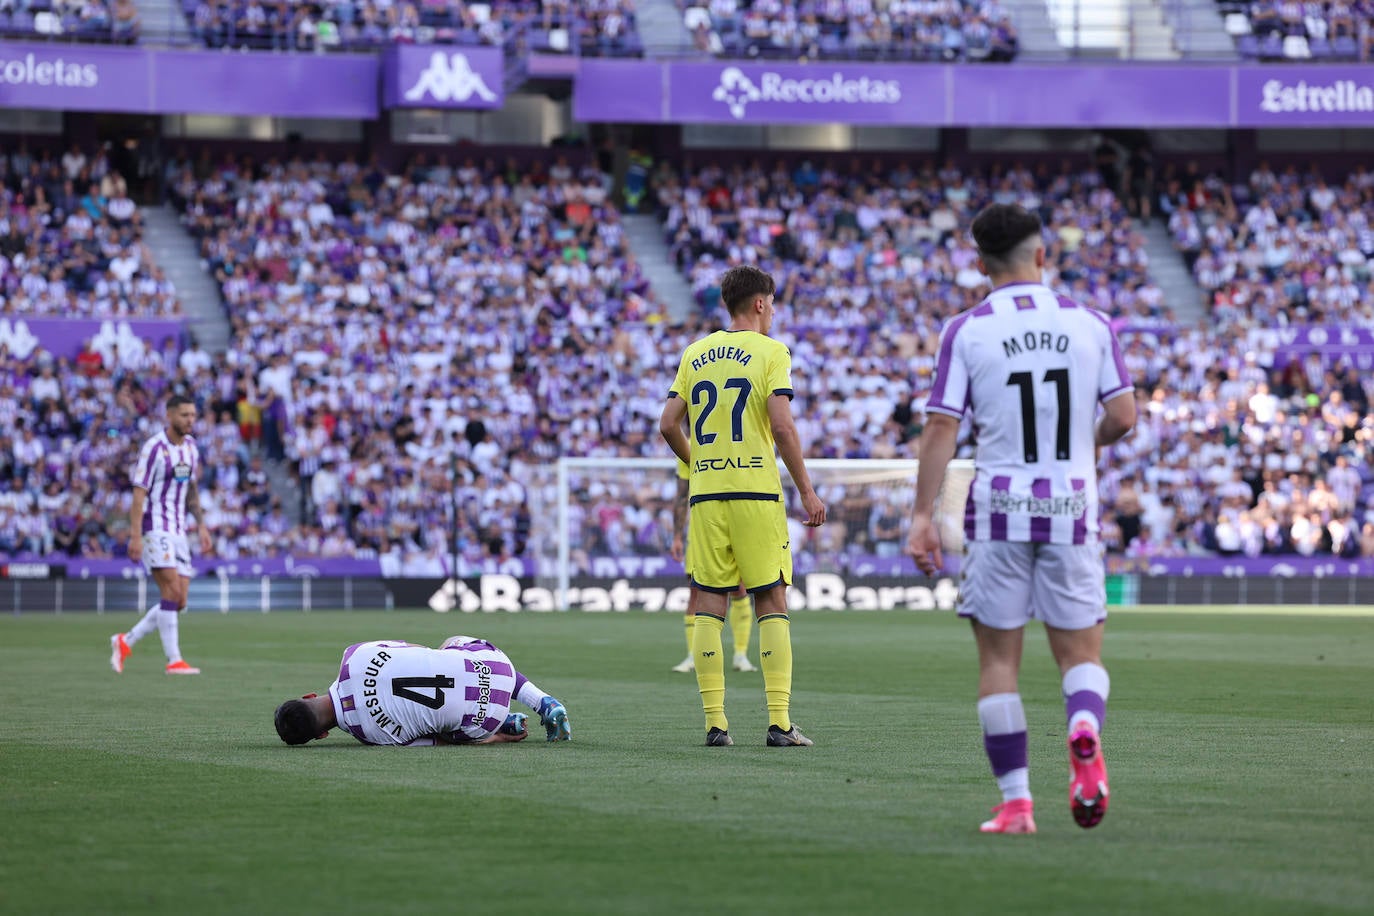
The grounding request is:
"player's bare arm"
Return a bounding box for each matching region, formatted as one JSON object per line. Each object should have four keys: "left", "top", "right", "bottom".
{"left": 767, "top": 393, "right": 825, "bottom": 527}
{"left": 658, "top": 396, "right": 691, "bottom": 464}
{"left": 670, "top": 476, "right": 689, "bottom": 564}
{"left": 905, "top": 412, "right": 960, "bottom": 576}
{"left": 186, "top": 476, "right": 213, "bottom": 554}
{"left": 128, "top": 486, "right": 148, "bottom": 562}
{"left": 1095, "top": 390, "right": 1137, "bottom": 447}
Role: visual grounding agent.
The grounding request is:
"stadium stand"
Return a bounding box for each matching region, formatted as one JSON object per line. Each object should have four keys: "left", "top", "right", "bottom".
{"left": 1, "top": 146, "right": 1371, "bottom": 563}
{"left": 1220, "top": 0, "right": 1373, "bottom": 60}
{"left": 0, "top": 0, "right": 139, "bottom": 43}
{"left": 182, "top": 0, "right": 640, "bottom": 54}
{"left": 678, "top": 0, "right": 1019, "bottom": 61}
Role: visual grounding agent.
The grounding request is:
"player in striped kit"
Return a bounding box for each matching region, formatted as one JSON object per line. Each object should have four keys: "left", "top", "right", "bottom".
{"left": 906, "top": 204, "right": 1137, "bottom": 834}
{"left": 272, "top": 636, "right": 571, "bottom": 747}
{"left": 109, "top": 395, "right": 213, "bottom": 675}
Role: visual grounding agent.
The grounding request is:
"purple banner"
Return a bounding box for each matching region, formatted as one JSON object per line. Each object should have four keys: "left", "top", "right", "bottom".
{"left": 1239, "top": 65, "right": 1374, "bottom": 126}
{"left": 0, "top": 43, "right": 154, "bottom": 113}
{"left": 1272, "top": 324, "right": 1374, "bottom": 369}
{"left": 56, "top": 556, "right": 383, "bottom": 578}
{"left": 952, "top": 64, "right": 1231, "bottom": 127}
{"left": 667, "top": 60, "right": 939, "bottom": 125}
{"left": 382, "top": 45, "right": 504, "bottom": 109}
{"left": 0, "top": 42, "right": 378, "bottom": 117}
{"left": 1, "top": 317, "right": 185, "bottom": 362}
{"left": 573, "top": 60, "right": 1374, "bottom": 127}
{"left": 153, "top": 51, "right": 378, "bottom": 119}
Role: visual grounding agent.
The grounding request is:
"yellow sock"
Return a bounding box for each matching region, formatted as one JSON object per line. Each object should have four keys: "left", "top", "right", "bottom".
{"left": 728, "top": 594, "right": 753, "bottom": 658}
{"left": 758, "top": 615, "right": 793, "bottom": 731}
{"left": 683, "top": 613, "right": 695, "bottom": 659}
{"left": 693, "top": 613, "right": 728, "bottom": 732}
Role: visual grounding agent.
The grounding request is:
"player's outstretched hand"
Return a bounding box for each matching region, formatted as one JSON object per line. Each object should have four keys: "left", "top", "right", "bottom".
{"left": 474, "top": 714, "right": 530, "bottom": 743}
{"left": 198, "top": 526, "right": 213, "bottom": 556}
{"left": 801, "top": 492, "right": 826, "bottom": 528}
{"left": 905, "top": 514, "right": 943, "bottom": 577}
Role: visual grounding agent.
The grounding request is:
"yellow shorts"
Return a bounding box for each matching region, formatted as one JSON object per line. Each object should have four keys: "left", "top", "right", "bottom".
{"left": 687, "top": 498, "right": 792, "bottom": 594}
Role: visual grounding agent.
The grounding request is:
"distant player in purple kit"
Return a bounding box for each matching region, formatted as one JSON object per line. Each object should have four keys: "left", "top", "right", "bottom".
{"left": 906, "top": 204, "right": 1137, "bottom": 834}
{"left": 110, "top": 395, "right": 213, "bottom": 675}
{"left": 273, "top": 635, "right": 571, "bottom": 746}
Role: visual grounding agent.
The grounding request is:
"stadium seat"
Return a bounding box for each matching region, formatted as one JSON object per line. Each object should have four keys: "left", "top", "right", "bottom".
{"left": 34, "top": 10, "right": 62, "bottom": 33}
{"left": 1224, "top": 12, "right": 1251, "bottom": 36}
{"left": 1282, "top": 34, "right": 1311, "bottom": 58}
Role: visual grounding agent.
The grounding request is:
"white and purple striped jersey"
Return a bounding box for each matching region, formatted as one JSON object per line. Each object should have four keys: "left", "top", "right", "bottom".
{"left": 328, "top": 640, "right": 517, "bottom": 746}
{"left": 926, "top": 282, "right": 1133, "bottom": 545}
{"left": 131, "top": 430, "right": 200, "bottom": 536}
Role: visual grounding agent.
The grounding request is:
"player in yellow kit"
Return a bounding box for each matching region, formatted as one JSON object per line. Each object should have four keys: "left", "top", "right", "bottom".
{"left": 670, "top": 457, "right": 758, "bottom": 674}
{"left": 659, "top": 265, "right": 826, "bottom": 747}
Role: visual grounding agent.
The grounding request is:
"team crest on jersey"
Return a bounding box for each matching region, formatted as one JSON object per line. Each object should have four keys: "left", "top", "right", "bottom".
{"left": 173, "top": 463, "right": 192, "bottom": 482}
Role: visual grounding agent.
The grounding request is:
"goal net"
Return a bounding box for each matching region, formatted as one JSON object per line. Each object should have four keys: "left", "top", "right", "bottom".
{"left": 528, "top": 458, "right": 975, "bottom": 599}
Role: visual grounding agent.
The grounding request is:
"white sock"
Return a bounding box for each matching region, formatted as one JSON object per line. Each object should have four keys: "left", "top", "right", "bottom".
{"left": 517, "top": 680, "right": 549, "bottom": 711}
{"left": 996, "top": 768, "right": 1032, "bottom": 803}
{"left": 978, "top": 693, "right": 1031, "bottom": 803}
{"left": 157, "top": 606, "right": 183, "bottom": 664}
{"left": 126, "top": 604, "right": 161, "bottom": 646}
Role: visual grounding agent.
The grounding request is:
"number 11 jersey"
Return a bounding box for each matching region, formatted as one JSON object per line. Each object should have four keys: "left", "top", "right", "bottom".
{"left": 328, "top": 640, "right": 517, "bottom": 745}
{"left": 925, "top": 283, "right": 1134, "bottom": 545}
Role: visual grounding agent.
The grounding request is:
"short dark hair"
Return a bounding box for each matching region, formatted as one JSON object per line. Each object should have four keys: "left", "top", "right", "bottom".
{"left": 274, "top": 699, "right": 321, "bottom": 746}
{"left": 167, "top": 394, "right": 195, "bottom": 411}
{"left": 970, "top": 204, "right": 1043, "bottom": 265}
{"left": 719, "top": 265, "right": 776, "bottom": 315}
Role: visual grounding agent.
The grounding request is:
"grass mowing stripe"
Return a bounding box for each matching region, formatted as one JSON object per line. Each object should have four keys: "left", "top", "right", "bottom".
{"left": 2, "top": 610, "right": 1370, "bottom": 915}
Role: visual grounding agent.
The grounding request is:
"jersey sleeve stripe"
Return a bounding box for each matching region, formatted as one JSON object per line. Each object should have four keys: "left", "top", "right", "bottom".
{"left": 924, "top": 403, "right": 965, "bottom": 420}
{"left": 928, "top": 311, "right": 973, "bottom": 410}
{"left": 772, "top": 387, "right": 794, "bottom": 399}
{"left": 1100, "top": 383, "right": 1135, "bottom": 401}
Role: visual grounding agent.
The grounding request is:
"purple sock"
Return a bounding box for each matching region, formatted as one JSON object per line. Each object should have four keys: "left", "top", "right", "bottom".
{"left": 513, "top": 671, "right": 528, "bottom": 694}
{"left": 984, "top": 731, "right": 1028, "bottom": 777}
{"left": 1065, "top": 690, "right": 1106, "bottom": 732}
{"left": 159, "top": 599, "right": 179, "bottom": 612}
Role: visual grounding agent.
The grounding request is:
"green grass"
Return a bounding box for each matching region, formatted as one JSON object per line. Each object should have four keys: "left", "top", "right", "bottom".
{"left": 2, "top": 608, "right": 1371, "bottom": 915}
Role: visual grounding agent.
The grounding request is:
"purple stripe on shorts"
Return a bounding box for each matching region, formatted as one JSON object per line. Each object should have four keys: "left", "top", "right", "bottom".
{"left": 465, "top": 686, "right": 512, "bottom": 707}
{"left": 964, "top": 470, "right": 979, "bottom": 541}
{"left": 984, "top": 730, "right": 1029, "bottom": 777}
{"left": 1013, "top": 295, "right": 1036, "bottom": 311}
{"left": 1071, "top": 478, "right": 1087, "bottom": 544}
{"left": 1030, "top": 478, "right": 1052, "bottom": 543}
{"left": 990, "top": 475, "right": 1011, "bottom": 541}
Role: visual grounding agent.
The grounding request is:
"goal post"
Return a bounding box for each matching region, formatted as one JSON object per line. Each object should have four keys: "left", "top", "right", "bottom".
{"left": 548, "top": 457, "right": 975, "bottom": 601}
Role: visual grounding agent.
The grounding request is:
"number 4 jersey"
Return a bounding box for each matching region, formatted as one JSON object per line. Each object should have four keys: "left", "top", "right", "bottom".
{"left": 328, "top": 640, "right": 518, "bottom": 745}
{"left": 925, "top": 282, "right": 1133, "bottom": 545}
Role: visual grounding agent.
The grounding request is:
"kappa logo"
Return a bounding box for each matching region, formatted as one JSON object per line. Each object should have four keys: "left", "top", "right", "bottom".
{"left": 404, "top": 52, "right": 497, "bottom": 104}
{"left": 712, "top": 67, "right": 762, "bottom": 119}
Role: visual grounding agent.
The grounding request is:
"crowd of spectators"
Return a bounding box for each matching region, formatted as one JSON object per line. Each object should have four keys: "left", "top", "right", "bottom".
{"left": 0, "top": 0, "right": 139, "bottom": 43}
{"left": 184, "top": 0, "right": 639, "bottom": 55}
{"left": 680, "top": 0, "right": 1018, "bottom": 61}
{"left": 1, "top": 146, "right": 1372, "bottom": 569}
{"left": 1, "top": 144, "right": 179, "bottom": 320}
{"left": 1221, "top": 1, "right": 1374, "bottom": 60}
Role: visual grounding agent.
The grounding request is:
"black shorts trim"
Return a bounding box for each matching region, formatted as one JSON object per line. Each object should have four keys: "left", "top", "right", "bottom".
{"left": 746, "top": 575, "right": 787, "bottom": 596}
{"left": 689, "top": 491, "right": 780, "bottom": 506}
{"left": 689, "top": 576, "right": 738, "bottom": 597}
{"left": 756, "top": 612, "right": 789, "bottom": 623}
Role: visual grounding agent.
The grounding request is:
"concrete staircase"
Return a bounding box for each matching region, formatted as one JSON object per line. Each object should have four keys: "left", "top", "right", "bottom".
{"left": 1160, "top": 0, "right": 1238, "bottom": 59}
{"left": 621, "top": 214, "right": 697, "bottom": 322}
{"left": 636, "top": 0, "right": 694, "bottom": 55}
{"left": 140, "top": 204, "right": 230, "bottom": 354}
{"left": 131, "top": 0, "right": 192, "bottom": 45}
{"left": 1139, "top": 219, "right": 1207, "bottom": 324}
{"left": 1001, "top": 0, "right": 1071, "bottom": 60}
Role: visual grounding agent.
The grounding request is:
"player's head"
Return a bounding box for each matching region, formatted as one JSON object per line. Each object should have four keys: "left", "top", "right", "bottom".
{"left": 165, "top": 394, "right": 198, "bottom": 436}
{"left": 970, "top": 204, "right": 1045, "bottom": 280}
{"left": 719, "top": 265, "right": 776, "bottom": 326}
{"left": 274, "top": 696, "right": 329, "bottom": 745}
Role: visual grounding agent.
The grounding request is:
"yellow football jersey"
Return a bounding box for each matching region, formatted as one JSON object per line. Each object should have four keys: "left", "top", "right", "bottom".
{"left": 668, "top": 329, "right": 793, "bottom": 502}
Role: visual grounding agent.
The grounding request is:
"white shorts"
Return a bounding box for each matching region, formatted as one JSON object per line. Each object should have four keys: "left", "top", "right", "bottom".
{"left": 142, "top": 531, "right": 193, "bottom": 578}
{"left": 957, "top": 540, "right": 1106, "bottom": 631}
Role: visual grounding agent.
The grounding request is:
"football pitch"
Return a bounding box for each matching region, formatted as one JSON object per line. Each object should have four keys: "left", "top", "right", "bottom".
{"left": 2, "top": 608, "right": 1370, "bottom": 915}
